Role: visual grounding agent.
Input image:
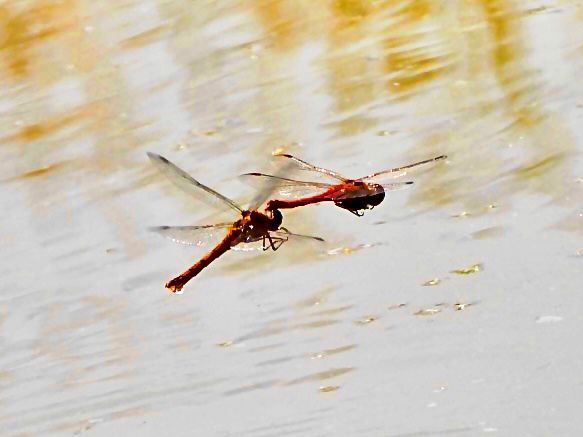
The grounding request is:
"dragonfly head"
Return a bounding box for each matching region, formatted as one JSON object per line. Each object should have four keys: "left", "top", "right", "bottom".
{"left": 267, "top": 208, "right": 283, "bottom": 230}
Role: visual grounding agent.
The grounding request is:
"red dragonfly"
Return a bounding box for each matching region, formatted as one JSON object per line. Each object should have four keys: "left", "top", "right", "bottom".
{"left": 148, "top": 152, "right": 323, "bottom": 293}
{"left": 241, "top": 154, "right": 447, "bottom": 216}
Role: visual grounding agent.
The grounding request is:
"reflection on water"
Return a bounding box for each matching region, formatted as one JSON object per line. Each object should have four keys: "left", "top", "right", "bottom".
{"left": 1, "top": 0, "right": 582, "bottom": 434}
{"left": 1, "top": 0, "right": 580, "bottom": 211}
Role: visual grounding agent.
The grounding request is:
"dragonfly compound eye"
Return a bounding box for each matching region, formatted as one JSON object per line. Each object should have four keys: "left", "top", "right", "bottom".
{"left": 269, "top": 208, "right": 283, "bottom": 229}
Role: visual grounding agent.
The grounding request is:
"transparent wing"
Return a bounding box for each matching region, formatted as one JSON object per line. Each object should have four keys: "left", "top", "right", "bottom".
{"left": 149, "top": 223, "right": 232, "bottom": 247}
{"left": 240, "top": 172, "right": 332, "bottom": 199}
{"left": 231, "top": 228, "right": 324, "bottom": 252}
{"left": 148, "top": 152, "right": 243, "bottom": 213}
{"left": 273, "top": 228, "right": 325, "bottom": 242}
{"left": 231, "top": 234, "right": 277, "bottom": 252}
{"left": 274, "top": 153, "right": 348, "bottom": 182}
{"left": 247, "top": 159, "right": 304, "bottom": 210}
{"left": 379, "top": 181, "right": 415, "bottom": 191}
{"left": 231, "top": 239, "right": 266, "bottom": 252}
{"left": 358, "top": 155, "right": 447, "bottom": 182}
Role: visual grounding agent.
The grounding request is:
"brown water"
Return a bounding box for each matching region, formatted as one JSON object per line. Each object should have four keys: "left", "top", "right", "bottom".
{"left": 1, "top": 1, "right": 582, "bottom": 435}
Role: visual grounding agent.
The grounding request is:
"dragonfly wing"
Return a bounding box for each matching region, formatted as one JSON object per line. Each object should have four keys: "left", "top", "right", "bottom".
{"left": 240, "top": 173, "right": 332, "bottom": 199}
{"left": 379, "top": 181, "right": 415, "bottom": 191}
{"left": 247, "top": 159, "right": 305, "bottom": 210}
{"left": 231, "top": 229, "right": 324, "bottom": 251}
{"left": 272, "top": 229, "right": 325, "bottom": 242}
{"left": 148, "top": 152, "right": 243, "bottom": 213}
{"left": 149, "top": 223, "right": 232, "bottom": 247}
{"left": 275, "top": 153, "right": 348, "bottom": 182}
{"left": 359, "top": 155, "right": 447, "bottom": 182}
{"left": 231, "top": 239, "right": 265, "bottom": 252}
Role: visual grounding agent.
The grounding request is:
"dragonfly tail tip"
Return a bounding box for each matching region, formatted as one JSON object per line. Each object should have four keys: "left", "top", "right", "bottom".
{"left": 166, "top": 282, "right": 183, "bottom": 293}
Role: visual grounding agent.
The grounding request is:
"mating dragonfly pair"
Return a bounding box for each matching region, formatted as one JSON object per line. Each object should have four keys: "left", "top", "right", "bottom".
{"left": 148, "top": 152, "right": 446, "bottom": 292}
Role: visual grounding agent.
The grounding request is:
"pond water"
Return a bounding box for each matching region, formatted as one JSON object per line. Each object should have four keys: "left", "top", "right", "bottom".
{"left": 1, "top": 1, "right": 582, "bottom": 435}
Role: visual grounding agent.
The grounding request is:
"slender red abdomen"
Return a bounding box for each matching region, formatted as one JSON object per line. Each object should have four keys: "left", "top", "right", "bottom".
{"left": 267, "top": 186, "right": 339, "bottom": 211}
{"left": 166, "top": 228, "right": 242, "bottom": 293}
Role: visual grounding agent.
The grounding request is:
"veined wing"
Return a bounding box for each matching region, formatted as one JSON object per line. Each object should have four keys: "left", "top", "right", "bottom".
{"left": 272, "top": 228, "right": 324, "bottom": 242}
{"left": 148, "top": 152, "right": 243, "bottom": 213}
{"left": 231, "top": 228, "right": 324, "bottom": 252}
{"left": 379, "top": 181, "right": 414, "bottom": 190}
{"left": 240, "top": 172, "right": 332, "bottom": 199}
{"left": 358, "top": 155, "right": 447, "bottom": 182}
{"left": 274, "top": 153, "right": 349, "bottom": 182}
{"left": 247, "top": 159, "right": 302, "bottom": 210}
{"left": 149, "top": 223, "right": 232, "bottom": 247}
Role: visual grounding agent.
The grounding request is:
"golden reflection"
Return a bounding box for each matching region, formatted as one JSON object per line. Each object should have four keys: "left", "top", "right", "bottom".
{"left": 309, "top": 344, "right": 355, "bottom": 359}
{"left": 319, "top": 385, "right": 340, "bottom": 393}
{"left": 1, "top": 0, "right": 148, "bottom": 259}
{"left": 252, "top": 0, "right": 328, "bottom": 51}
{"left": 2, "top": 0, "right": 579, "bottom": 254}
{"left": 353, "top": 315, "right": 378, "bottom": 325}
{"left": 310, "top": 304, "right": 354, "bottom": 317}
{"left": 216, "top": 340, "right": 234, "bottom": 348}
{"left": 451, "top": 263, "right": 483, "bottom": 275}
{"left": 422, "top": 278, "right": 441, "bottom": 286}
{"left": 254, "top": 343, "right": 355, "bottom": 367}
{"left": 119, "top": 24, "right": 169, "bottom": 50}
{"left": 382, "top": 1, "right": 454, "bottom": 96}
{"left": 324, "top": 0, "right": 381, "bottom": 136}
{"left": 16, "top": 161, "right": 69, "bottom": 179}
{"left": 6, "top": 104, "right": 96, "bottom": 145}
{"left": 0, "top": 1, "right": 78, "bottom": 79}
{"left": 414, "top": 306, "right": 442, "bottom": 316}
{"left": 326, "top": 242, "right": 381, "bottom": 256}
{"left": 223, "top": 367, "right": 352, "bottom": 395}
{"left": 284, "top": 367, "right": 354, "bottom": 385}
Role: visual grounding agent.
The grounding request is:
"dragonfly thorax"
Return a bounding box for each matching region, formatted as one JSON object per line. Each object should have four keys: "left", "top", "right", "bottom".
{"left": 242, "top": 209, "right": 282, "bottom": 234}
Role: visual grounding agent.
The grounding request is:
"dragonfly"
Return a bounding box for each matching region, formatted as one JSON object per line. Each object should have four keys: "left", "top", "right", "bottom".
{"left": 147, "top": 152, "right": 323, "bottom": 293}
{"left": 241, "top": 154, "right": 447, "bottom": 216}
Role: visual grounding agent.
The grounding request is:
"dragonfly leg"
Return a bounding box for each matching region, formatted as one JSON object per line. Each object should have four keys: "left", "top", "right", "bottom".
{"left": 267, "top": 233, "right": 287, "bottom": 251}
{"left": 275, "top": 228, "right": 290, "bottom": 247}
{"left": 348, "top": 209, "right": 365, "bottom": 217}
{"left": 265, "top": 233, "right": 275, "bottom": 251}
{"left": 262, "top": 235, "right": 269, "bottom": 251}
{"left": 272, "top": 238, "right": 286, "bottom": 251}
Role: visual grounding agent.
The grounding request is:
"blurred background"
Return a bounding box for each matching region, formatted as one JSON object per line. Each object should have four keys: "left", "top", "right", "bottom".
{"left": 1, "top": 0, "right": 582, "bottom": 435}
